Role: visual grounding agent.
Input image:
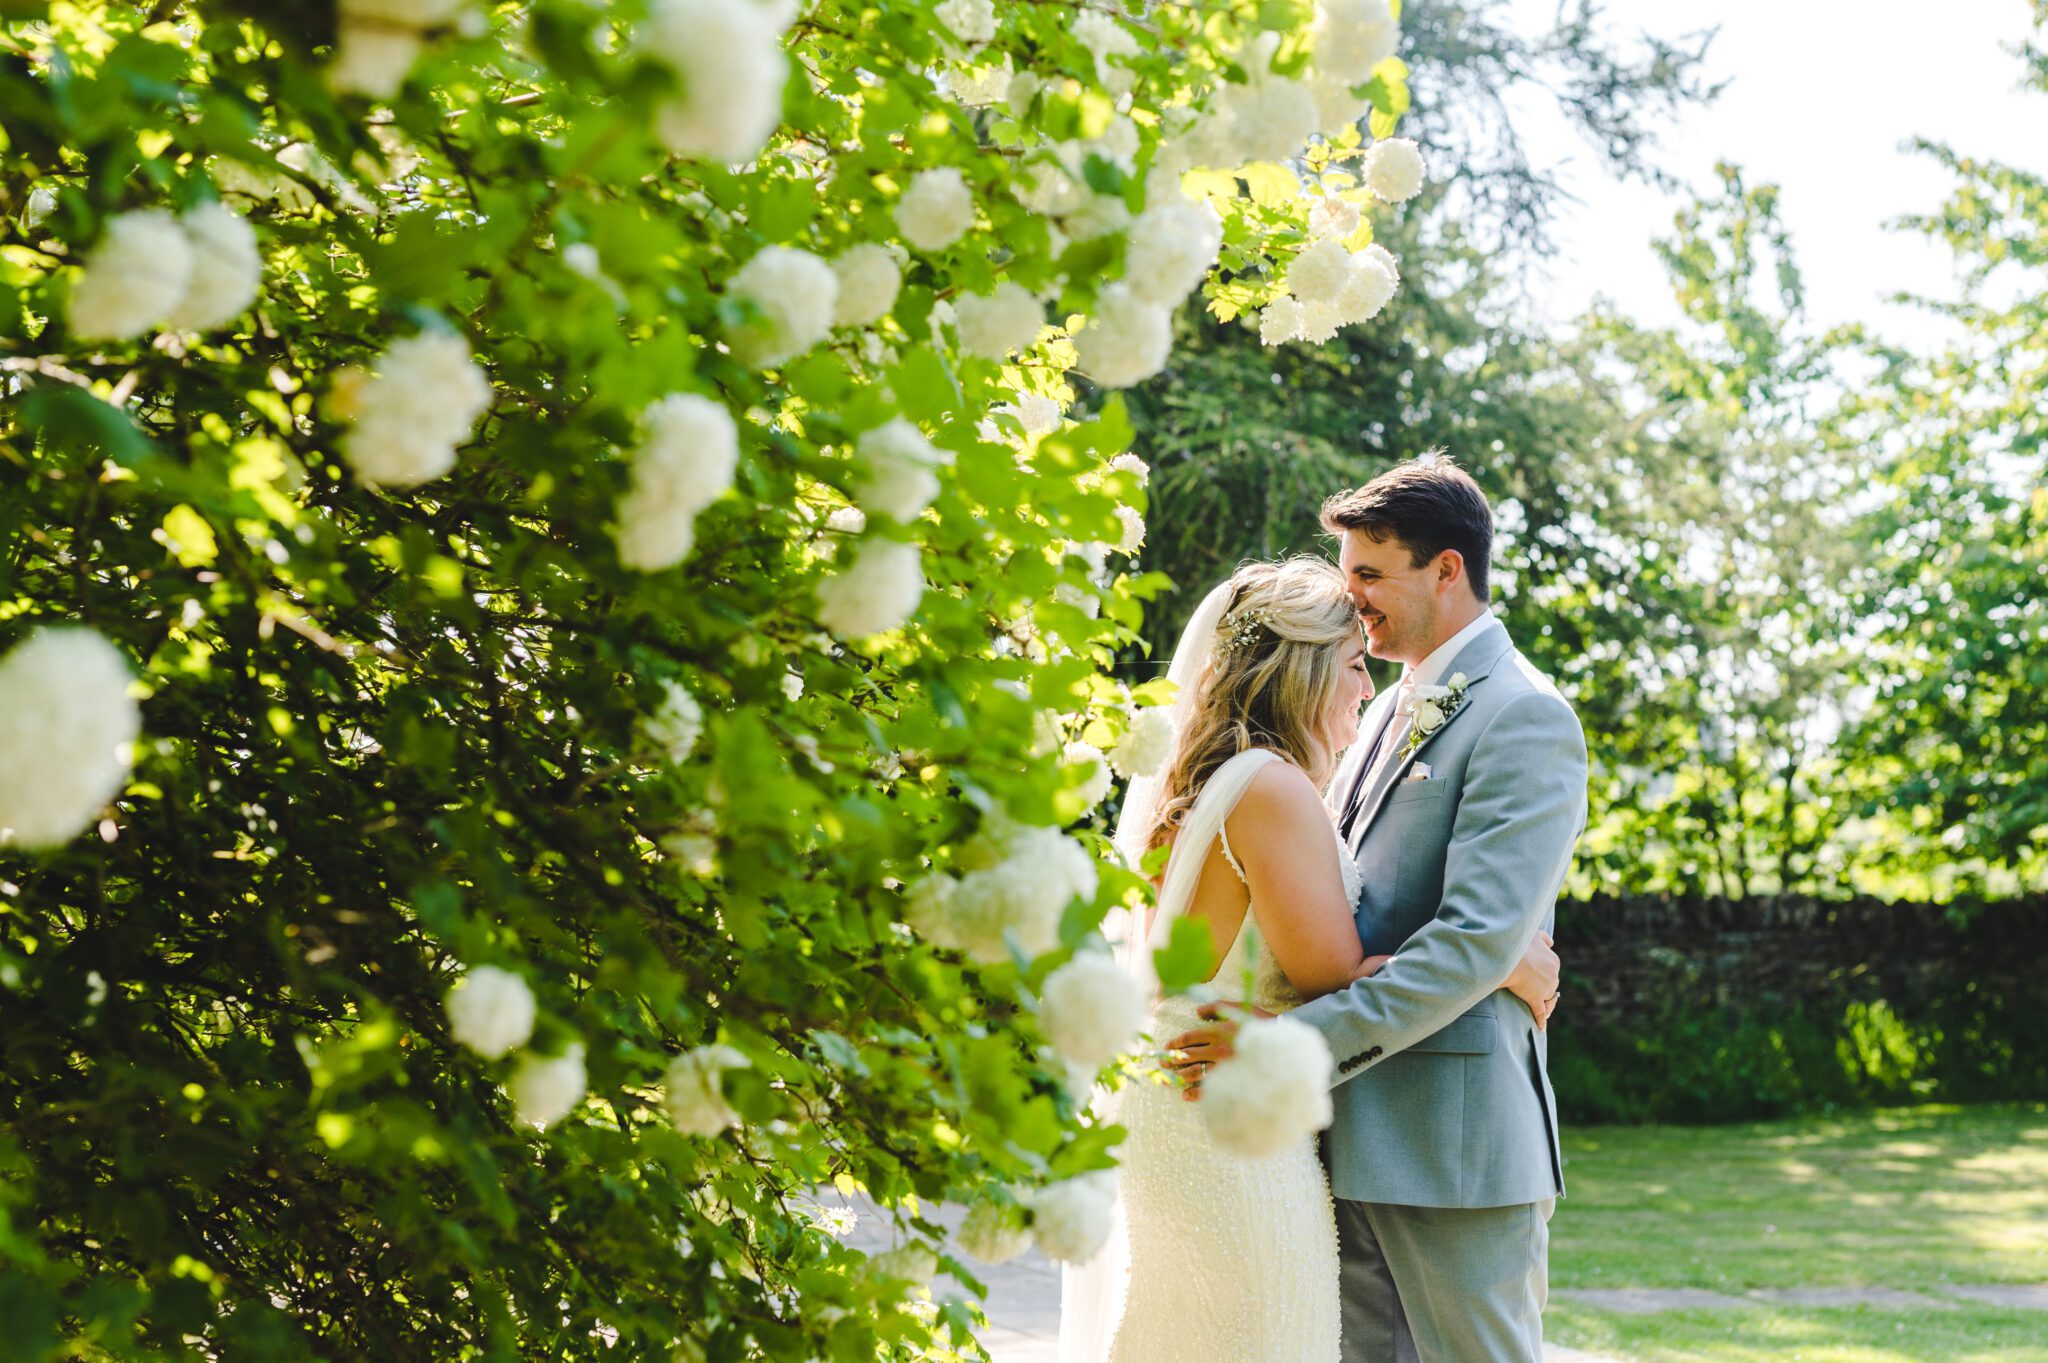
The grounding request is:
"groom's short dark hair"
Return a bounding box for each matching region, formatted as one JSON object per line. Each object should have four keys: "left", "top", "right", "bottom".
{"left": 1320, "top": 452, "right": 1493, "bottom": 603}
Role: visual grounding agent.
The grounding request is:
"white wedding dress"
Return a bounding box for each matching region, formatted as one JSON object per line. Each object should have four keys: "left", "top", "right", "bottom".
{"left": 1079, "top": 746, "right": 1359, "bottom": 1363}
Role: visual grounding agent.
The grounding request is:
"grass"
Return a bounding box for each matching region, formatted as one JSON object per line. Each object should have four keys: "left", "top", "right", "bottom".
{"left": 1547, "top": 1103, "right": 2048, "bottom": 1362}
{"left": 1548, "top": 1301, "right": 2048, "bottom": 1363}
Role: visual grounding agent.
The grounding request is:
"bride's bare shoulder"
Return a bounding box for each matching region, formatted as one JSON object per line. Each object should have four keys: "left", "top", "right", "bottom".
{"left": 1230, "top": 755, "right": 1327, "bottom": 834}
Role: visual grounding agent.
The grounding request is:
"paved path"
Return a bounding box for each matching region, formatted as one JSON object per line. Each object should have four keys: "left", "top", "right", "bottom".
{"left": 966, "top": 1246, "right": 1627, "bottom": 1362}
{"left": 835, "top": 1195, "right": 1623, "bottom": 1362}
{"left": 1551, "top": 1283, "right": 2048, "bottom": 1315}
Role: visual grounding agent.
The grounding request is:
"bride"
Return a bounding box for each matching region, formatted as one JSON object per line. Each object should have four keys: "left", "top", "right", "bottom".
{"left": 1063, "top": 557, "right": 1559, "bottom": 1363}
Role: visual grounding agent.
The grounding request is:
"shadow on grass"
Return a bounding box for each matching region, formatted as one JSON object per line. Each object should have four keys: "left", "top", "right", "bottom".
{"left": 1552, "top": 1103, "right": 2048, "bottom": 1291}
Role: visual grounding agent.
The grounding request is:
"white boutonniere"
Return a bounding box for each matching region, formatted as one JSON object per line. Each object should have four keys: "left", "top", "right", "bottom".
{"left": 1400, "top": 671, "right": 1471, "bottom": 758}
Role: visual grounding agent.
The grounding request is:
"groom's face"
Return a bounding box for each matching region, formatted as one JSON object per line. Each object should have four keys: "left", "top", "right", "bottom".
{"left": 1340, "top": 529, "right": 1440, "bottom": 665}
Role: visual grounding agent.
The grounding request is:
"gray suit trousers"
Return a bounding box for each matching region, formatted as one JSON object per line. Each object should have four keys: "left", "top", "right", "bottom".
{"left": 1334, "top": 1196, "right": 1552, "bottom": 1363}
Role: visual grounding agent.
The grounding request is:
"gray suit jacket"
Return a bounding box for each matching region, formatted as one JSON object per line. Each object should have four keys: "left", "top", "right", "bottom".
{"left": 1293, "top": 616, "right": 1587, "bottom": 1209}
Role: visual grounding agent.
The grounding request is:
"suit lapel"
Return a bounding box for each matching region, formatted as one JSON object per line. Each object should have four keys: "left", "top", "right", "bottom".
{"left": 1349, "top": 622, "right": 1516, "bottom": 849}
{"left": 1335, "top": 690, "right": 1402, "bottom": 830}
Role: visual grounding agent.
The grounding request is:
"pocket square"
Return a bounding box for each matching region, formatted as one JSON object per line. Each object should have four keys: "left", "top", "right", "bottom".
{"left": 1403, "top": 762, "right": 1432, "bottom": 783}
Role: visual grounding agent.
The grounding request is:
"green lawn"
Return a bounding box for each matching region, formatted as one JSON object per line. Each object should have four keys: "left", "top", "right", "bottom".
{"left": 1548, "top": 1103, "right": 2048, "bottom": 1362}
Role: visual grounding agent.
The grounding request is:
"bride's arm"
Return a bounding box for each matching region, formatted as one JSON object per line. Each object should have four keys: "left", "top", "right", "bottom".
{"left": 1224, "top": 763, "right": 1370, "bottom": 998}
{"left": 1227, "top": 763, "right": 1563, "bottom": 1010}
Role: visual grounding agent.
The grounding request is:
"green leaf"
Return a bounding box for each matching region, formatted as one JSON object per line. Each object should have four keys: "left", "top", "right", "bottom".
{"left": 1238, "top": 161, "right": 1298, "bottom": 207}
{"left": 156, "top": 504, "right": 218, "bottom": 567}
{"left": 365, "top": 215, "right": 481, "bottom": 303}
{"left": 1152, "top": 915, "right": 1215, "bottom": 995}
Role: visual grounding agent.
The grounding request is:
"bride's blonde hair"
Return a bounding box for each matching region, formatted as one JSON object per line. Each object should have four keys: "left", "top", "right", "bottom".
{"left": 1144, "top": 557, "right": 1360, "bottom": 859}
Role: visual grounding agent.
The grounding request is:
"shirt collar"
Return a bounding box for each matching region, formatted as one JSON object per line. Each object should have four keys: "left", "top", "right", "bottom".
{"left": 1406, "top": 610, "right": 1497, "bottom": 690}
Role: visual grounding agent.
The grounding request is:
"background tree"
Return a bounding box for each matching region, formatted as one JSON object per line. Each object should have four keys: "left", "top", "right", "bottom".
{"left": 1836, "top": 6, "right": 2048, "bottom": 898}
{"left": 1120, "top": 0, "right": 1718, "bottom": 658}
{"left": 1561, "top": 165, "right": 1861, "bottom": 899}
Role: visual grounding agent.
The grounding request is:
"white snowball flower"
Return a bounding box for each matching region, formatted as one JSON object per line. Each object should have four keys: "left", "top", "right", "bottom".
{"left": 817, "top": 538, "right": 925, "bottom": 637}
{"left": 781, "top": 670, "right": 804, "bottom": 702}
{"left": 1308, "top": 196, "right": 1362, "bottom": 241}
{"left": 1028, "top": 1172, "right": 1117, "bottom": 1262}
{"left": 1006, "top": 392, "right": 1064, "bottom": 437}
{"left": 1364, "top": 137, "right": 1426, "bottom": 203}
{"left": 1361, "top": 242, "right": 1400, "bottom": 285}
{"left": 1039, "top": 951, "right": 1145, "bottom": 1069}
{"left": 726, "top": 244, "right": 837, "bottom": 368}
{"left": 1109, "top": 452, "right": 1149, "bottom": 485}
{"left": 1286, "top": 236, "right": 1355, "bottom": 305}
{"left": 955, "top": 1196, "right": 1034, "bottom": 1264}
{"left": 338, "top": 330, "right": 491, "bottom": 489}
{"left": 446, "top": 964, "right": 538, "bottom": 1060}
{"left": 1075, "top": 283, "right": 1171, "bottom": 389}
{"left": 640, "top": 394, "right": 743, "bottom": 511}
{"left": 1114, "top": 505, "right": 1146, "bottom": 555}
{"left": 0, "top": 626, "right": 140, "bottom": 850}
{"left": 830, "top": 243, "right": 902, "bottom": 328}
{"left": 930, "top": 873, "right": 1007, "bottom": 962}
{"left": 1259, "top": 296, "right": 1305, "bottom": 346}
{"left": 1309, "top": 71, "right": 1371, "bottom": 137}
{"left": 1090, "top": 114, "right": 1141, "bottom": 173}
{"left": 950, "top": 54, "right": 1015, "bottom": 107}
{"left": 1312, "top": 0, "right": 1400, "bottom": 84}
{"left": 824, "top": 504, "right": 867, "bottom": 535}
{"left": 1335, "top": 250, "right": 1398, "bottom": 324}
{"left": 664, "top": 830, "right": 719, "bottom": 876}
{"left": 1231, "top": 77, "right": 1321, "bottom": 164}
{"left": 644, "top": 678, "right": 705, "bottom": 764}
{"left": 663, "top": 1043, "right": 750, "bottom": 1137}
{"left": 936, "top": 0, "right": 996, "bottom": 46}
{"left": 1072, "top": 10, "right": 1140, "bottom": 96}
{"left": 954, "top": 282, "right": 1043, "bottom": 359}
{"left": 979, "top": 822, "right": 1099, "bottom": 958}
{"left": 67, "top": 209, "right": 192, "bottom": 342}
{"left": 1008, "top": 67, "right": 1044, "bottom": 115}
{"left": 1107, "top": 706, "right": 1175, "bottom": 779}
{"left": 924, "top": 819, "right": 1098, "bottom": 961}
{"left": 868, "top": 1244, "right": 939, "bottom": 1289}
{"left": 1014, "top": 148, "right": 1088, "bottom": 217}
{"left": 510, "top": 1042, "right": 587, "bottom": 1129}
{"left": 329, "top": 23, "right": 425, "bottom": 98}
{"left": 1202, "top": 1015, "right": 1335, "bottom": 1158}
{"left": 1298, "top": 298, "right": 1345, "bottom": 344}
{"left": 165, "top": 202, "right": 261, "bottom": 332}
{"left": 642, "top": 0, "right": 791, "bottom": 162}
{"left": 855, "top": 417, "right": 946, "bottom": 523}
{"left": 1123, "top": 195, "right": 1223, "bottom": 307}
{"left": 902, "top": 873, "right": 976, "bottom": 954}
{"left": 896, "top": 167, "right": 977, "bottom": 252}
{"left": 1061, "top": 189, "right": 1134, "bottom": 242}
{"left": 328, "top": 0, "right": 469, "bottom": 95}
{"left": 1052, "top": 580, "right": 1101, "bottom": 619}
{"left": 615, "top": 393, "right": 741, "bottom": 572}
{"left": 1063, "top": 741, "right": 1112, "bottom": 808}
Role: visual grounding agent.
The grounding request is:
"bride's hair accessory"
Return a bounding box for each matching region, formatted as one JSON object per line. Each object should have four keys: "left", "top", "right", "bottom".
{"left": 1216, "top": 606, "right": 1273, "bottom": 655}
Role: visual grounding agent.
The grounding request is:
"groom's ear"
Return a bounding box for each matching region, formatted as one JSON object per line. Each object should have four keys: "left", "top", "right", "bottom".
{"left": 1433, "top": 548, "right": 1467, "bottom": 593}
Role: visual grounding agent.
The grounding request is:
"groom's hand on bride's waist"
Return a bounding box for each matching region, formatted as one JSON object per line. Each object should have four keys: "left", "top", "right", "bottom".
{"left": 1163, "top": 1003, "right": 1274, "bottom": 1102}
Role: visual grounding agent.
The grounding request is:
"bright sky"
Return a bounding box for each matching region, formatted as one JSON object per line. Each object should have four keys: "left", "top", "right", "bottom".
{"left": 1499, "top": 0, "right": 2047, "bottom": 342}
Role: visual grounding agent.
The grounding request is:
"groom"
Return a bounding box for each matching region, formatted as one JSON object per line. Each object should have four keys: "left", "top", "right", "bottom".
{"left": 1168, "top": 453, "right": 1588, "bottom": 1363}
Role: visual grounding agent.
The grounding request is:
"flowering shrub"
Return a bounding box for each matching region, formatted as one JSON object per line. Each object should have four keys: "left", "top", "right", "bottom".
{"left": 0, "top": 0, "right": 1419, "bottom": 1355}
